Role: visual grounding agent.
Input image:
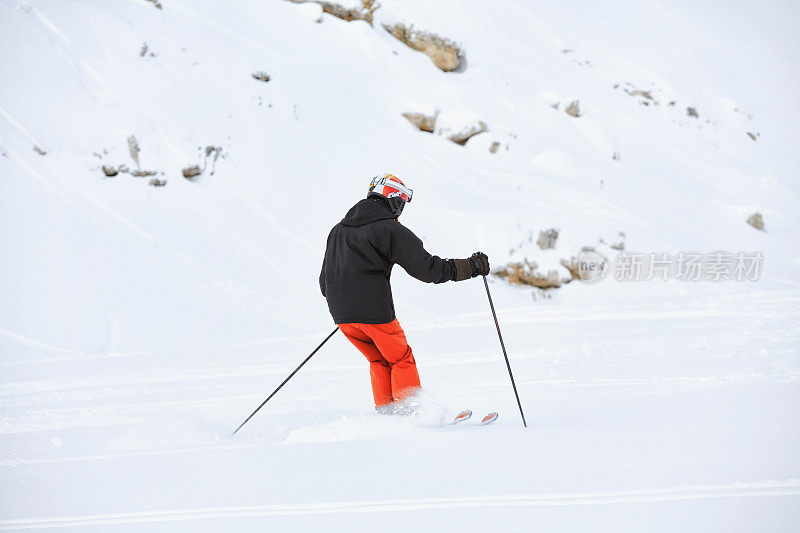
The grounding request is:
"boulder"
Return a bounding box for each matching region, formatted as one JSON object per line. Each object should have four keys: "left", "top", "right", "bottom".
{"left": 565, "top": 100, "right": 581, "bottom": 117}
{"left": 183, "top": 165, "right": 202, "bottom": 180}
{"left": 747, "top": 212, "right": 764, "bottom": 231}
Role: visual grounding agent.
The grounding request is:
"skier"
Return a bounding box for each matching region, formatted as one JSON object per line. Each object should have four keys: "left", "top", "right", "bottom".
{"left": 319, "top": 173, "right": 490, "bottom": 412}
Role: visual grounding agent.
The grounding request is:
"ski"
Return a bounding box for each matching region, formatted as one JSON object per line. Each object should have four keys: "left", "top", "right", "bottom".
{"left": 451, "top": 410, "right": 499, "bottom": 425}
{"left": 451, "top": 410, "right": 472, "bottom": 424}
{"left": 480, "top": 412, "right": 499, "bottom": 425}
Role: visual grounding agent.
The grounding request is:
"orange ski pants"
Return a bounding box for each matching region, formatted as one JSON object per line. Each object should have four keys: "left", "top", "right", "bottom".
{"left": 338, "top": 319, "right": 420, "bottom": 407}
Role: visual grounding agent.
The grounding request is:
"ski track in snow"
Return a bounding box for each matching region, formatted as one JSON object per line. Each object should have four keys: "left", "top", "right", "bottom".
{"left": 1, "top": 480, "right": 798, "bottom": 529}
{"left": 1, "top": 292, "right": 797, "bottom": 437}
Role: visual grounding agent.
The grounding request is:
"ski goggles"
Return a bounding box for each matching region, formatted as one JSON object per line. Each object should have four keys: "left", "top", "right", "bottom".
{"left": 370, "top": 175, "right": 413, "bottom": 203}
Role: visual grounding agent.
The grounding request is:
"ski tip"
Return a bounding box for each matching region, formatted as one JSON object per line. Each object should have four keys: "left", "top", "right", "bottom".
{"left": 480, "top": 412, "right": 499, "bottom": 425}
{"left": 452, "top": 410, "right": 473, "bottom": 424}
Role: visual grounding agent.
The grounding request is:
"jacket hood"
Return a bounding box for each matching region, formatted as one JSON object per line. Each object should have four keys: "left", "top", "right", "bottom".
{"left": 341, "top": 198, "right": 396, "bottom": 227}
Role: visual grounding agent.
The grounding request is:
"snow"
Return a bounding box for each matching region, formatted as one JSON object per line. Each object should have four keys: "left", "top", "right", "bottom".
{"left": 1, "top": 0, "right": 799, "bottom": 530}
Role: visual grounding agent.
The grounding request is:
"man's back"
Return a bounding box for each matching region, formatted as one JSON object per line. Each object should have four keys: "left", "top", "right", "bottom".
{"left": 320, "top": 197, "right": 456, "bottom": 325}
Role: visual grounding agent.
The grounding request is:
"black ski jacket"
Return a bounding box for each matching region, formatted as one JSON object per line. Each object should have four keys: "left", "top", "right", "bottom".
{"left": 320, "top": 198, "right": 457, "bottom": 324}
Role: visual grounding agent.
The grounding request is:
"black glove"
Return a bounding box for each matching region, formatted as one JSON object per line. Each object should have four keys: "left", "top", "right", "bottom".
{"left": 469, "top": 252, "right": 490, "bottom": 277}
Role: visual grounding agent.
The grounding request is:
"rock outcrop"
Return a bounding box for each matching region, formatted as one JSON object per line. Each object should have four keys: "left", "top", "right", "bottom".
{"left": 493, "top": 260, "right": 563, "bottom": 290}
{"left": 287, "top": 1, "right": 379, "bottom": 26}
{"left": 537, "top": 228, "right": 559, "bottom": 250}
{"left": 448, "top": 120, "right": 487, "bottom": 145}
{"left": 383, "top": 23, "right": 463, "bottom": 72}
{"left": 401, "top": 111, "right": 437, "bottom": 133}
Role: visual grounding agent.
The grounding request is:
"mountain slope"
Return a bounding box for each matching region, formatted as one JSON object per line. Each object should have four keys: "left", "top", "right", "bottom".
{"left": 1, "top": 0, "right": 799, "bottom": 530}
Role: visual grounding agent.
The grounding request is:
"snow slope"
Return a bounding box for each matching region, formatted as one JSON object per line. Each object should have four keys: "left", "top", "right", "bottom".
{"left": 1, "top": 0, "right": 799, "bottom": 530}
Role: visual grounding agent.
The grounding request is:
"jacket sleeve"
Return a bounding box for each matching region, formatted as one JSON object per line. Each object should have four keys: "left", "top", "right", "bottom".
{"left": 388, "top": 222, "right": 456, "bottom": 284}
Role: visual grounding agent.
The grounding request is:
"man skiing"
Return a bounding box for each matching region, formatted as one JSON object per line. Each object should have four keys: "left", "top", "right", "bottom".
{"left": 319, "top": 173, "right": 490, "bottom": 412}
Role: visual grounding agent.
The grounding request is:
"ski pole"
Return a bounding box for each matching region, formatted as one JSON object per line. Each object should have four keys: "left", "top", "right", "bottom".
{"left": 482, "top": 276, "right": 527, "bottom": 428}
{"left": 232, "top": 327, "right": 339, "bottom": 436}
